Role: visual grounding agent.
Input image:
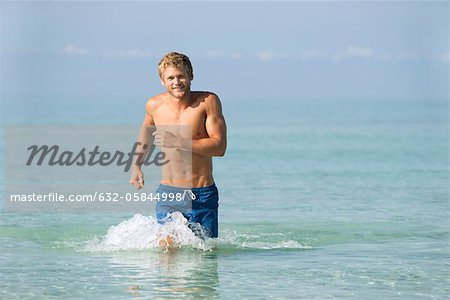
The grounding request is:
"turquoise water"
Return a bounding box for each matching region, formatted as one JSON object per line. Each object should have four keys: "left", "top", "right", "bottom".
{"left": 1, "top": 97, "right": 448, "bottom": 299}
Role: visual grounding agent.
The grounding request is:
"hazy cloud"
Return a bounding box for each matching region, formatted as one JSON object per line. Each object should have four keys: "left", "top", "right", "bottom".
{"left": 344, "top": 46, "right": 374, "bottom": 59}
{"left": 229, "top": 52, "right": 243, "bottom": 60}
{"left": 206, "top": 50, "right": 243, "bottom": 60}
{"left": 440, "top": 52, "right": 450, "bottom": 63}
{"left": 396, "top": 52, "right": 422, "bottom": 61}
{"left": 63, "top": 45, "right": 89, "bottom": 56}
{"left": 102, "top": 49, "right": 153, "bottom": 59}
{"left": 257, "top": 50, "right": 287, "bottom": 62}
{"left": 257, "top": 47, "right": 375, "bottom": 62}
{"left": 299, "top": 50, "right": 326, "bottom": 60}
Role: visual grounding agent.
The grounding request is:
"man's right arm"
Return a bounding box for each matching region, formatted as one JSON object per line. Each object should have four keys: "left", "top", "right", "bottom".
{"left": 130, "top": 99, "right": 156, "bottom": 190}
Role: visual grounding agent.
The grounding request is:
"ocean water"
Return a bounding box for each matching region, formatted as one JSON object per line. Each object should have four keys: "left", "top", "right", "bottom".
{"left": 0, "top": 96, "right": 448, "bottom": 299}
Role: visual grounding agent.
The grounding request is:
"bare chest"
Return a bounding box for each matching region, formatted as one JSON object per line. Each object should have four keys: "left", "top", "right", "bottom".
{"left": 153, "top": 105, "right": 208, "bottom": 138}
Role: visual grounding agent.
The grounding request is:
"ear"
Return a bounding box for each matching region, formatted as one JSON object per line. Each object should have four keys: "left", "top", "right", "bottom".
{"left": 160, "top": 78, "right": 165, "bottom": 86}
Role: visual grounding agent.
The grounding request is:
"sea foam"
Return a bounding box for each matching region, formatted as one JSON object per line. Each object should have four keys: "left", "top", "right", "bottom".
{"left": 83, "top": 212, "right": 216, "bottom": 252}
{"left": 80, "top": 213, "right": 310, "bottom": 252}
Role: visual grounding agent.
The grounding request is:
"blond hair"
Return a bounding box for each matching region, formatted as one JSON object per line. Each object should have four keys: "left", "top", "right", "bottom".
{"left": 158, "top": 52, "right": 194, "bottom": 80}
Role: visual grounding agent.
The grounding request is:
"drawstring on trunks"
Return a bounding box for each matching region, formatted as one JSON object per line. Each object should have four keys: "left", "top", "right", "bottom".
{"left": 184, "top": 190, "right": 196, "bottom": 200}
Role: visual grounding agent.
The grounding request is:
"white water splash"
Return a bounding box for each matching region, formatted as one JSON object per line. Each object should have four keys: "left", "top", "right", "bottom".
{"left": 77, "top": 213, "right": 310, "bottom": 252}
{"left": 240, "top": 240, "right": 310, "bottom": 250}
{"left": 219, "top": 230, "right": 312, "bottom": 250}
{"left": 83, "top": 212, "right": 216, "bottom": 252}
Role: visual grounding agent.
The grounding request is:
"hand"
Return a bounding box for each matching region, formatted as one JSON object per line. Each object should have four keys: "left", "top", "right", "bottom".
{"left": 130, "top": 167, "right": 144, "bottom": 190}
{"left": 152, "top": 130, "right": 183, "bottom": 148}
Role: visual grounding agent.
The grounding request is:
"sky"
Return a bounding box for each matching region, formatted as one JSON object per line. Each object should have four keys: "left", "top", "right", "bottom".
{"left": 0, "top": 1, "right": 448, "bottom": 101}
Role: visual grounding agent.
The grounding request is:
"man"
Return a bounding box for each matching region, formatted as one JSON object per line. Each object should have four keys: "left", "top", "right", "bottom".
{"left": 130, "top": 52, "right": 227, "bottom": 240}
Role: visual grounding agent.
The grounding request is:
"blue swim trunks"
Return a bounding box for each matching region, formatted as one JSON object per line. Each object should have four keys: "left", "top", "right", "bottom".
{"left": 155, "top": 184, "right": 219, "bottom": 238}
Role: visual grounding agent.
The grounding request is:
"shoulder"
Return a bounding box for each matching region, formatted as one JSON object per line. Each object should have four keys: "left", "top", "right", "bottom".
{"left": 193, "top": 92, "right": 224, "bottom": 117}
{"left": 193, "top": 91, "right": 222, "bottom": 109}
{"left": 145, "top": 93, "right": 166, "bottom": 114}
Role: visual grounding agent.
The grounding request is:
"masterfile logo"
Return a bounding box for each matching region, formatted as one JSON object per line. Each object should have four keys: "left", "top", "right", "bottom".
{"left": 25, "top": 143, "right": 169, "bottom": 172}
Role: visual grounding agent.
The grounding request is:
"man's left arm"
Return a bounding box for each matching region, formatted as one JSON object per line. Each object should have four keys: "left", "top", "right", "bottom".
{"left": 191, "top": 94, "right": 227, "bottom": 157}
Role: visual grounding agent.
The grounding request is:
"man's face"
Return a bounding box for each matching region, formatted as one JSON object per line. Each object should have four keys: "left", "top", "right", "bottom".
{"left": 160, "top": 65, "right": 191, "bottom": 99}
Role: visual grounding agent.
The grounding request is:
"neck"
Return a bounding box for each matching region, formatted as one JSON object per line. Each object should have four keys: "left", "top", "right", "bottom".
{"left": 170, "top": 90, "right": 192, "bottom": 108}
